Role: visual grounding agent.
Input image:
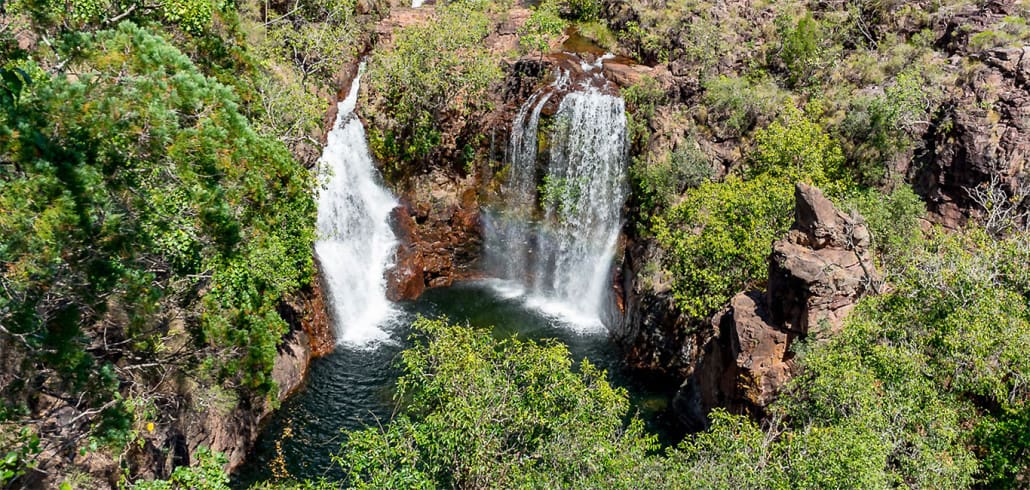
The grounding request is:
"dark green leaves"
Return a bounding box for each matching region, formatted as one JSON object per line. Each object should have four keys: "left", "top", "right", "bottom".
{"left": 0, "top": 67, "right": 31, "bottom": 108}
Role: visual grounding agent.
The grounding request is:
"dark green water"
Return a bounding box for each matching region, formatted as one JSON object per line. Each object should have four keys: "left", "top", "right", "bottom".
{"left": 232, "top": 281, "right": 681, "bottom": 486}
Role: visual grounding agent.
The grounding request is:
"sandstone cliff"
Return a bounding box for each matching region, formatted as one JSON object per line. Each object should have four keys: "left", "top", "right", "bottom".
{"left": 623, "top": 183, "right": 877, "bottom": 430}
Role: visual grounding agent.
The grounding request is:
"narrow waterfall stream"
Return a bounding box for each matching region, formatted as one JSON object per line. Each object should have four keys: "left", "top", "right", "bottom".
{"left": 315, "top": 66, "right": 399, "bottom": 346}
{"left": 485, "top": 78, "right": 628, "bottom": 329}
{"left": 484, "top": 90, "right": 551, "bottom": 282}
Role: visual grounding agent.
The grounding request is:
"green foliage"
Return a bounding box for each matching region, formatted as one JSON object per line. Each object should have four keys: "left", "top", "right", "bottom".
{"left": 338, "top": 318, "right": 661, "bottom": 489}
{"left": 0, "top": 22, "right": 314, "bottom": 447}
{"left": 0, "top": 427, "right": 41, "bottom": 487}
{"left": 663, "top": 409, "right": 771, "bottom": 488}
{"left": 702, "top": 75, "right": 787, "bottom": 139}
{"left": 841, "top": 68, "right": 940, "bottom": 185}
{"left": 969, "top": 16, "right": 1030, "bottom": 51}
{"left": 363, "top": 1, "right": 502, "bottom": 171}
{"left": 843, "top": 184, "right": 925, "bottom": 274}
{"left": 130, "top": 447, "right": 230, "bottom": 489}
{"left": 630, "top": 143, "right": 713, "bottom": 215}
{"left": 976, "top": 403, "right": 1030, "bottom": 486}
{"left": 652, "top": 102, "right": 855, "bottom": 320}
{"left": 750, "top": 103, "right": 847, "bottom": 192}
{"left": 617, "top": 20, "right": 670, "bottom": 64}
{"left": 774, "top": 13, "right": 825, "bottom": 87}
{"left": 653, "top": 173, "right": 794, "bottom": 319}
{"left": 773, "top": 229, "right": 1030, "bottom": 488}
{"left": 519, "top": 1, "right": 566, "bottom": 54}
{"left": 551, "top": 0, "right": 601, "bottom": 21}
{"left": 622, "top": 75, "right": 665, "bottom": 148}
{"left": 11, "top": 0, "right": 220, "bottom": 34}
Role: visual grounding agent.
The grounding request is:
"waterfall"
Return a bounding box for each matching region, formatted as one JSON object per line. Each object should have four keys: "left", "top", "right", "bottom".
{"left": 484, "top": 91, "right": 551, "bottom": 281}
{"left": 315, "top": 66, "right": 400, "bottom": 346}
{"left": 531, "top": 89, "right": 627, "bottom": 326}
{"left": 486, "top": 80, "right": 628, "bottom": 330}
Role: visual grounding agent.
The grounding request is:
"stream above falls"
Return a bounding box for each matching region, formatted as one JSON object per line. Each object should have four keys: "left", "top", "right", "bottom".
{"left": 232, "top": 281, "right": 683, "bottom": 486}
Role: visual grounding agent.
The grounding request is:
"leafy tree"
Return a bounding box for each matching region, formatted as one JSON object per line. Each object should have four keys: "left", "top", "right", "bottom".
{"left": 841, "top": 69, "right": 940, "bottom": 185}
{"left": 338, "top": 318, "right": 662, "bottom": 489}
{"left": 653, "top": 173, "right": 794, "bottom": 320}
{"left": 663, "top": 409, "right": 772, "bottom": 489}
{"left": 0, "top": 21, "right": 314, "bottom": 455}
{"left": 774, "top": 13, "right": 825, "bottom": 88}
{"left": 519, "top": 0, "right": 565, "bottom": 56}
{"left": 750, "top": 103, "right": 847, "bottom": 192}
{"left": 362, "top": 1, "right": 502, "bottom": 172}
{"left": 630, "top": 142, "right": 713, "bottom": 216}
{"left": 11, "top": 0, "right": 219, "bottom": 34}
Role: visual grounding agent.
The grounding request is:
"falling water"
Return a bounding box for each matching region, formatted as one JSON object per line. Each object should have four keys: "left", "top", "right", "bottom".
{"left": 315, "top": 66, "right": 400, "bottom": 346}
{"left": 486, "top": 78, "right": 628, "bottom": 329}
{"left": 531, "top": 89, "right": 628, "bottom": 326}
{"left": 484, "top": 91, "right": 551, "bottom": 280}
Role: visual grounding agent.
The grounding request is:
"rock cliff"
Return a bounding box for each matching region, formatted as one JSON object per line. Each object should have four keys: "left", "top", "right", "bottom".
{"left": 624, "top": 183, "right": 877, "bottom": 430}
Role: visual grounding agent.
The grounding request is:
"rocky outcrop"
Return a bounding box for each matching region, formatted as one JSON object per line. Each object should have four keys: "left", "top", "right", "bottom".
{"left": 689, "top": 183, "right": 876, "bottom": 422}
{"left": 622, "top": 183, "right": 877, "bottom": 431}
{"left": 916, "top": 45, "right": 1030, "bottom": 227}
{"left": 884, "top": 1, "right": 1030, "bottom": 228}
{"left": 767, "top": 183, "right": 877, "bottom": 335}
{"left": 385, "top": 169, "right": 483, "bottom": 299}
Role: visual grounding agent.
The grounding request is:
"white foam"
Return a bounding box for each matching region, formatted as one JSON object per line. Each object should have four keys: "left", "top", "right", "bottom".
{"left": 315, "top": 64, "right": 400, "bottom": 349}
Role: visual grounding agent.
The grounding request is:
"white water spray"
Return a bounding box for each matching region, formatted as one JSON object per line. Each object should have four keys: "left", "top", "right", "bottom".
{"left": 315, "top": 66, "right": 400, "bottom": 347}
{"left": 486, "top": 79, "right": 628, "bottom": 331}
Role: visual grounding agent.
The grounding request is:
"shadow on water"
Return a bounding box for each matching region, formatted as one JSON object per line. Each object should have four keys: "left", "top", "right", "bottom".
{"left": 232, "top": 281, "right": 683, "bottom": 487}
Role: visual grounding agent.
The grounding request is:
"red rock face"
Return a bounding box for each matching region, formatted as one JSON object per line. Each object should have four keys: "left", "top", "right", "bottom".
{"left": 658, "top": 183, "right": 879, "bottom": 427}
{"left": 386, "top": 205, "right": 426, "bottom": 301}
{"left": 302, "top": 274, "right": 336, "bottom": 358}
{"left": 383, "top": 170, "right": 483, "bottom": 300}
{"left": 914, "top": 41, "right": 1030, "bottom": 228}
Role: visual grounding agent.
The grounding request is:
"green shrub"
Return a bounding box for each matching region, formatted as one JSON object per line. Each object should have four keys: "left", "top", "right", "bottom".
{"left": 653, "top": 173, "right": 794, "bottom": 319}
{"left": 362, "top": 1, "right": 502, "bottom": 172}
{"left": 519, "top": 1, "right": 566, "bottom": 54}
{"left": 843, "top": 184, "right": 925, "bottom": 275}
{"left": 0, "top": 22, "right": 314, "bottom": 446}
{"left": 840, "top": 68, "right": 940, "bottom": 185}
{"left": 703, "top": 75, "right": 787, "bottom": 139}
{"left": 774, "top": 13, "right": 825, "bottom": 87}
{"left": 129, "top": 447, "right": 230, "bottom": 489}
{"left": 558, "top": 0, "right": 602, "bottom": 21}
{"left": 631, "top": 143, "right": 713, "bottom": 215}
{"left": 338, "top": 318, "right": 661, "bottom": 488}
{"left": 969, "top": 16, "right": 1030, "bottom": 51}
{"left": 751, "top": 103, "right": 848, "bottom": 193}
{"left": 622, "top": 75, "right": 666, "bottom": 147}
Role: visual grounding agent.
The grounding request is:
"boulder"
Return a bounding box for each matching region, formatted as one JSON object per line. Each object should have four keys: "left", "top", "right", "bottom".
{"left": 674, "top": 183, "right": 877, "bottom": 425}
{"left": 383, "top": 169, "right": 482, "bottom": 300}
{"left": 768, "top": 183, "right": 876, "bottom": 335}
{"left": 385, "top": 206, "right": 426, "bottom": 301}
